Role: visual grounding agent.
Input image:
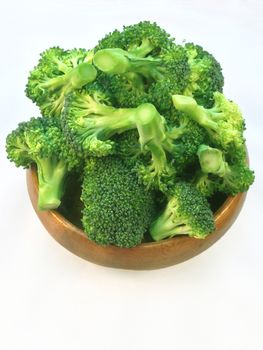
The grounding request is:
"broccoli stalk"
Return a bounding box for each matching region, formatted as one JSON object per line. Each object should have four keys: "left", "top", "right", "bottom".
{"left": 150, "top": 182, "right": 215, "bottom": 240}
{"left": 93, "top": 48, "right": 163, "bottom": 79}
{"left": 36, "top": 158, "right": 67, "bottom": 210}
{"left": 172, "top": 92, "right": 245, "bottom": 152}
{"left": 40, "top": 61, "right": 97, "bottom": 92}
{"left": 128, "top": 37, "right": 155, "bottom": 57}
{"left": 196, "top": 144, "right": 254, "bottom": 196}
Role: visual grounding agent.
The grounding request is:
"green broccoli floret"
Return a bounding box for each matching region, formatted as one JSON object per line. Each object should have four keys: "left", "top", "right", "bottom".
{"left": 6, "top": 117, "right": 80, "bottom": 210}
{"left": 94, "top": 22, "right": 189, "bottom": 112}
{"left": 162, "top": 113, "right": 207, "bottom": 171}
{"left": 94, "top": 21, "right": 175, "bottom": 110}
{"left": 63, "top": 88, "right": 173, "bottom": 189}
{"left": 150, "top": 181, "right": 215, "bottom": 240}
{"left": 26, "top": 47, "right": 97, "bottom": 117}
{"left": 95, "top": 21, "right": 174, "bottom": 57}
{"left": 112, "top": 129, "right": 141, "bottom": 156}
{"left": 93, "top": 45, "right": 189, "bottom": 113}
{"left": 172, "top": 92, "right": 245, "bottom": 153}
{"left": 196, "top": 144, "right": 254, "bottom": 196}
{"left": 184, "top": 43, "right": 224, "bottom": 107}
{"left": 81, "top": 156, "right": 156, "bottom": 247}
{"left": 194, "top": 172, "right": 218, "bottom": 198}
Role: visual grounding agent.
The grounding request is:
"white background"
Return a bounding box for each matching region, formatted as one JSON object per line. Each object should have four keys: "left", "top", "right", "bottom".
{"left": 0, "top": 1, "right": 263, "bottom": 349}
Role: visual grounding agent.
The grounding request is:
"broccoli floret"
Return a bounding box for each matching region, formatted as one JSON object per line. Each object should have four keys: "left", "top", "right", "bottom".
{"left": 93, "top": 45, "right": 190, "bottom": 113}
{"left": 150, "top": 181, "right": 215, "bottom": 240}
{"left": 6, "top": 117, "right": 81, "bottom": 210}
{"left": 112, "top": 129, "right": 141, "bottom": 156}
{"left": 81, "top": 156, "right": 156, "bottom": 247}
{"left": 94, "top": 22, "right": 189, "bottom": 112}
{"left": 196, "top": 144, "right": 254, "bottom": 196}
{"left": 163, "top": 114, "right": 207, "bottom": 171}
{"left": 194, "top": 172, "right": 218, "bottom": 197}
{"left": 94, "top": 21, "right": 176, "bottom": 110}
{"left": 63, "top": 88, "right": 173, "bottom": 189}
{"left": 184, "top": 43, "right": 224, "bottom": 107}
{"left": 95, "top": 21, "right": 174, "bottom": 56}
{"left": 26, "top": 47, "right": 97, "bottom": 117}
{"left": 172, "top": 92, "right": 245, "bottom": 153}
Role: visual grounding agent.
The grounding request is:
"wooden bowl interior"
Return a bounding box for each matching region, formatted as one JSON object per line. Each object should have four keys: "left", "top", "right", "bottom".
{"left": 26, "top": 168, "right": 246, "bottom": 270}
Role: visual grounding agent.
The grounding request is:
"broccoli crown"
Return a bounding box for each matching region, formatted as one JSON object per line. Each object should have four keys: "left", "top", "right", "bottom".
{"left": 164, "top": 115, "right": 207, "bottom": 171}
{"left": 112, "top": 129, "right": 140, "bottom": 156}
{"left": 172, "top": 92, "right": 245, "bottom": 153}
{"left": 6, "top": 116, "right": 79, "bottom": 169}
{"left": 93, "top": 45, "right": 190, "bottom": 113}
{"left": 81, "top": 156, "right": 156, "bottom": 247}
{"left": 150, "top": 181, "right": 215, "bottom": 240}
{"left": 62, "top": 83, "right": 119, "bottom": 157}
{"left": 95, "top": 21, "right": 175, "bottom": 55}
{"left": 196, "top": 144, "right": 254, "bottom": 196}
{"left": 184, "top": 43, "right": 224, "bottom": 107}
{"left": 219, "top": 163, "right": 255, "bottom": 195}
{"left": 26, "top": 47, "right": 97, "bottom": 117}
{"left": 6, "top": 117, "right": 81, "bottom": 209}
{"left": 94, "top": 22, "right": 189, "bottom": 113}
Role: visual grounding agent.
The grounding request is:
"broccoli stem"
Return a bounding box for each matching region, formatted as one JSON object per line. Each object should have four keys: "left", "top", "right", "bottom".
{"left": 128, "top": 38, "right": 155, "bottom": 57}
{"left": 93, "top": 48, "right": 162, "bottom": 80}
{"left": 135, "top": 103, "right": 166, "bottom": 146}
{"left": 197, "top": 144, "right": 228, "bottom": 176}
{"left": 36, "top": 158, "right": 67, "bottom": 210}
{"left": 124, "top": 72, "right": 145, "bottom": 91}
{"left": 150, "top": 201, "right": 188, "bottom": 241}
{"left": 40, "top": 62, "right": 97, "bottom": 91}
{"left": 87, "top": 108, "right": 137, "bottom": 139}
{"left": 172, "top": 95, "right": 218, "bottom": 131}
{"left": 134, "top": 103, "right": 168, "bottom": 176}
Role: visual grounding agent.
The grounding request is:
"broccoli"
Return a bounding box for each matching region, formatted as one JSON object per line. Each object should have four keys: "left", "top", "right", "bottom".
{"left": 93, "top": 21, "right": 189, "bottom": 112}
{"left": 184, "top": 43, "right": 224, "bottom": 107}
{"left": 196, "top": 144, "right": 254, "bottom": 196}
{"left": 95, "top": 21, "right": 174, "bottom": 57}
{"left": 162, "top": 114, "right": 207, "bottom": 171}
{"left": 5, "top": 22, "right": 255, "bottom": 248}
{"left": 81, "top": 156, "right": 156, "bottom": 247}
{"left": 63, "top": 87, "right": 174, "bottom": 188}
{"left": 26, "top": 47, "right": 97, "bottom": 117}
{"left": 150, "top": 181, "right": 215, "bottom": 240}
{"left": 6, "top": 117, "right": 81, "bottom": 210}
{"left": 112, "top": 129, "right": 141, "bottom": 157}
{"left": 172, "top": 92, "right": 245, "bottom": 153}
{"left": 93, "top": 45, "right": 190, "bottom": 112}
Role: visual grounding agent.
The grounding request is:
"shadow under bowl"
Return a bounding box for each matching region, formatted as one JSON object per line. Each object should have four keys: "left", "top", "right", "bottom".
{"left": 26, "top": 168, "right": 246, "bottom": 270}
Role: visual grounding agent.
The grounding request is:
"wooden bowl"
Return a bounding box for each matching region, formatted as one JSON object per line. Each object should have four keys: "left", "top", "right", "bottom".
{"left": 26, "top": 168, "right": 246, "bottom": 270}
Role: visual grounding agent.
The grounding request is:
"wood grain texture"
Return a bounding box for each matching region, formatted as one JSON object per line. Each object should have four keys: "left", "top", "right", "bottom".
{"left": 26, "top": 168, "right": 246, "bottom": 270}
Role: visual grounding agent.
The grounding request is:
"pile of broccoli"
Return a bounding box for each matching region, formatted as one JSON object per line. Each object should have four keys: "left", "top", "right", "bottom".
{"left": 6, "top": 21, "right": 254, "bottom": 247}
